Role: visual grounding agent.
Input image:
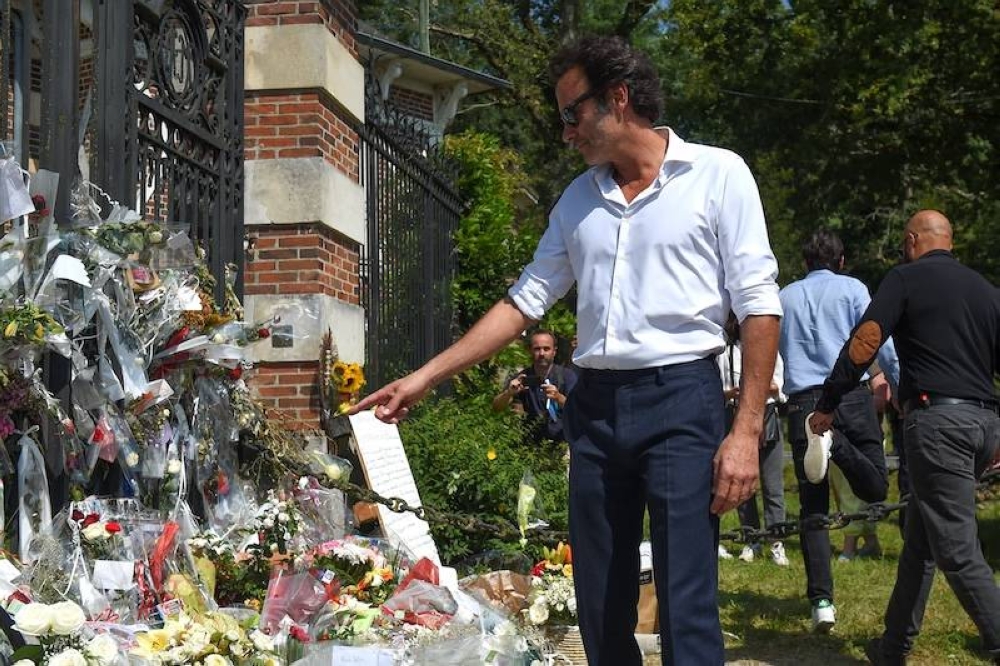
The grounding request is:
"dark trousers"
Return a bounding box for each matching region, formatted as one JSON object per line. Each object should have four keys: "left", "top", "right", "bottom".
{"left": 881, "top": 404, "right": 1000, "bottom": 658}
{"left": 565, "top": 359, "right": 725, "bottom": 666}
{"left": 787, "top": 386, "right": 888, "bottom": 603}
{"left": 737, "top": 423, "right": 786, "bottom": 530}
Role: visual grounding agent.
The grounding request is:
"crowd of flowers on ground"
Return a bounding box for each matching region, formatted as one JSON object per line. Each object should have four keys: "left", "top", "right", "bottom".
{"left": 0, "top": 164, "right": 579, "bottom": 663}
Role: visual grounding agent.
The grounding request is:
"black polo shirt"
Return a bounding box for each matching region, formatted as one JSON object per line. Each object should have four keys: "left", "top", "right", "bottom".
{"left": 818, "top": 250, "right": 1000, "bottom": 412}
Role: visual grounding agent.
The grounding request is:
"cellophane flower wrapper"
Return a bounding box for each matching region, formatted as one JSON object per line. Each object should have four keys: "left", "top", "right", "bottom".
{"left": 517, "top": 470, "right": 547, "bottom": 546}
{"left": 21, "top": 220, "right": 61, "bottom": 300}
{"left": 381, "top": 578, "right": 457, "bottom": 630}
{"left": 17, "top": 429, "right": 53, "bottom": 563}
{"left": 304, "top": 449, "right": 353, "bottom": 487}
{"left": 105, "top": 408, "right": 143, "bottom": 497}
{"left": 293, "top": 476, "right": 349, "bottom": 545}
{"left": 259, "top": 568, "right": 329, "bottom": 635}
{"left": 0, "top": 221, "right": 27, "bottom": 293}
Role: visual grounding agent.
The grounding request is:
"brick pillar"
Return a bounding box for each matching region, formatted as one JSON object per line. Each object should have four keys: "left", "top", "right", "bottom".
{"left": 242, "top": 0, "right": 364, "bottom": 430}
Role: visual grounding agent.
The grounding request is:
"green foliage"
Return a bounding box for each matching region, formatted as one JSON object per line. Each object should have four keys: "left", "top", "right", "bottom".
{"left": 443, "top": 131, "right": 542, "bottom": 331}
{"left": 398, "top": 393, "right": 569, "bottom": 565}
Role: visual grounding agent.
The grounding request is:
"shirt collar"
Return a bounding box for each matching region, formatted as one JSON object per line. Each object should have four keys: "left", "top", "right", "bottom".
{"left": 593, "top": 127, "right": 696, "bottom": 196}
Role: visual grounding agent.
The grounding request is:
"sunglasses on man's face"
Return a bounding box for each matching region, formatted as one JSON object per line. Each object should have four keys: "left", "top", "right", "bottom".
{"left": 560, "top": 87, "right": 605, "bottom": 126}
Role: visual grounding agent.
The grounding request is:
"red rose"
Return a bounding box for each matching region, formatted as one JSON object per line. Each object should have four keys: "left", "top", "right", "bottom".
{"left": 71, "top": 509, "right": 85, "bottom": 522}
{"left": 257, "top": 328, "right": 271, "bottom": 339}
{"left": 81, "top": 513, "right": 100, "bottom": 528}
{"left": 228, "top": 366, "right": 243, "bottom": 380}
{"left": 105, "top": 522, "right": 122, "bottom": 534}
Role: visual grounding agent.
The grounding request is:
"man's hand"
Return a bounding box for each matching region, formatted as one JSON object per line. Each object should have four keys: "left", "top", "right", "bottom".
{"left": 349, "top": 372, "right": 432, "bottom": 424}
{"left": 809, "top": 410, "right": 834, "bottom": 435}
{"left": 710, "top": 432, "right": 759, "bottom": 515}
{"left": 542, "top": 382, "right": 565, "bottom": 406}
{"left": 509, "top": 374, "right": 526, "bottom": 394}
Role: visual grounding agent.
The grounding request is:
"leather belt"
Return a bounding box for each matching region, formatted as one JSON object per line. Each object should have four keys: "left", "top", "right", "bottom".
{"left": 902, "top": 394, "right": 998, "bottom": 416}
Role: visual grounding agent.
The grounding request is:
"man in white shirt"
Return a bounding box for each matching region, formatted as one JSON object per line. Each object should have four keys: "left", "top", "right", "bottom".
{"left": 352, "top": 35, "right": 781, "bottom": 666}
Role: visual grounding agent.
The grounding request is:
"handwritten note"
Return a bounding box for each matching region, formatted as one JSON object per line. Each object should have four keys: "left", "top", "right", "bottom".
{"left": 348, "top": 412, "right": 440, "bottom": 564}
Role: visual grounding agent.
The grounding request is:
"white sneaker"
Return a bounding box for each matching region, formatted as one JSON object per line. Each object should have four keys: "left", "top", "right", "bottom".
{"left": 811, "top": 599, "right": 836, "bottom": 633}
{"left": 804, "top": 413, "right": 833, "bottom": 483}
{"left": 738, "top": 545, "right": 757, "bottom": 562}
{"left": 718, "top": 545, "right": 734, "bottom": 560}
{"left": 770, "top": 541, "right": 790, "bottom": 567}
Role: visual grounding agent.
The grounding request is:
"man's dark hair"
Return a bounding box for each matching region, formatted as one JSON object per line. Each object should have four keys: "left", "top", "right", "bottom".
{"left": 528, "top": 329, "right": 556, "bottom": 346}
{"left": 802, "top": 229, "right": 844, "bottom": 272}
{"left": 548, "top": 35, "right": 663, "bottom": 124}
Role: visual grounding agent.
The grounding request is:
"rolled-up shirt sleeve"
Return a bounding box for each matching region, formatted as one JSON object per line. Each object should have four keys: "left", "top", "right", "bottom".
{"left": 508, "top": 212, "right": 576, "bottom": 321}
{"left": 716, "top": 157, "right": 782, "bottom": 322}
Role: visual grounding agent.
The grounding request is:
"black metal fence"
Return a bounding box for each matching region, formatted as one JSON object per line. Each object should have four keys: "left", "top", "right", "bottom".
{"left": 358, "top": 100, "right": 464, "bottom": 389}
{"left": 1, "top": 0, "right": 245, "bottom": 302}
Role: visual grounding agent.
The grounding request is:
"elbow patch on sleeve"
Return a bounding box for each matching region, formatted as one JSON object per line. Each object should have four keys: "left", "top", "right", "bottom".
{"left": 849, "top": 321, "right": 882, "bottom": 365}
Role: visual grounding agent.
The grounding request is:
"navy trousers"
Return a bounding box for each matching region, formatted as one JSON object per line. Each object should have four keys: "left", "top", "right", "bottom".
{"left": 564, "top": 358, "right": 726, "bottom": 666}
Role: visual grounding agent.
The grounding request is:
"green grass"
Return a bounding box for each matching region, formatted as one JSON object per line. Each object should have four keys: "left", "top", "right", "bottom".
{"left": 715, "top": 468, "right": 1000, "bottom": 665}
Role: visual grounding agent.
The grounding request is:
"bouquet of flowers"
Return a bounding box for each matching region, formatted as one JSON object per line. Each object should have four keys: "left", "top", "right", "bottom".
{"left": 70, "top": 509, "right": 127, "bottom": 562}
{"left": 320, "top": 331, "right": 365, "bottom": 415}
{"left": 130, "top": 610, "right": 284, "bottom": 665}
{"left": 10, "top": 600, "right": 120, "bottom": 665}
{"left": 523, "top": 542, "right": 576, "bottom": 627}
{"left": 304, "top": 537, "right": 405, "bottom": 606}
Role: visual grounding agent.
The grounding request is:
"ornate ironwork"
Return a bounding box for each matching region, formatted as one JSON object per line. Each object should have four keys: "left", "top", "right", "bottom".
{"left": 96, "top": 0, "right": 245, "bottom": 302}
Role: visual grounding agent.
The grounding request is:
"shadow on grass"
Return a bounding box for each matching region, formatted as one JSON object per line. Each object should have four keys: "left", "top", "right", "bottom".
{"left": 720, "top": 588, "right": 867, "bottom": 665}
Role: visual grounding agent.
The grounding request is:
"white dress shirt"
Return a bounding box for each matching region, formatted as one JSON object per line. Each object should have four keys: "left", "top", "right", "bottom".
{"left": 719, "top": 342, "right": 786, "bottom": 406}
{"left": 509, "top": 128, "right": 782, "bottom": 370}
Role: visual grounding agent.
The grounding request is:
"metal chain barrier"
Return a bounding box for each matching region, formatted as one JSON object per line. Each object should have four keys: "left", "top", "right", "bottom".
{"left": 718, "top": 467, "right": 1000, "bottom": 545}
{"left": 321, "top": 466, "right": 1000, "bottom": 547}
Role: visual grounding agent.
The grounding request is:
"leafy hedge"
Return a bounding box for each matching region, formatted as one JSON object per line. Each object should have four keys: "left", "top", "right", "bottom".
{"left": 399, "top": 391, "right": 569, "bottom": 568}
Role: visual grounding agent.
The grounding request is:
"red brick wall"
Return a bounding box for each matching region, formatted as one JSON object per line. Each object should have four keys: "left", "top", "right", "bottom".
{"left": 388, "top": 86, "right": 434, "bottom": 122}
{"left": 244, "top": 92, "right": 359, "bottom": 182}
{"left": 253, "top": 361, "right": 321, "bottom": 427}
{"left": 244, "top": 0, "right": 357, "bottom": 59}
{"left": 245, "top": 223, "right": 361, "bottom": 305}
{"left": 244, "top": 0, "right": 361, "bottom": 431}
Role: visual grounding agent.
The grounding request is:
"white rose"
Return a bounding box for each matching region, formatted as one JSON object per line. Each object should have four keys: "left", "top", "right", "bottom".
{"left": 13, "top": 660, "right": 36, "bottom": 666}
{"left": 212, "top": 333, "right": 225, "bottom": 344}
{"left": 47, "top": 648, "right": 88, "bottom": 666}
{"left": 224, "top": 628, "right": 241, "bottom": 642}
{"left": 13, "top": 602, "right": 52, "bottom": 636}
{"left": 82, "top": 522, "right": 110, "bottom": 542}
{"left": 167, "top": 459, "right": 182, "bottom": 475}
{"left": 527, "top": 600, "right": 549, "bottom": 626}
{"left": 277, "top": 512, "right": 289, "bottom": 523}
{"left": 126, "top": 452, "right": 140, "bottom": 467}
{"left": 277, "top": 501, "right": 287, "bottom": 510}
{"left": 263, "top": 517, "right": 274, "bottom": 529}
{"left": 324, "top": 464, "right": 342, "bottom": 480}
{"left": 49, "top": 601, "right": 87, "bottom": 635}
{"left": 249, "top": 629, "right": 274, "bottom": 652}
{"left": 204, "top": 656, "right": 232, "bottom": 666}
{"left": 85, "top": 634, "right": 120, "bottom": 665}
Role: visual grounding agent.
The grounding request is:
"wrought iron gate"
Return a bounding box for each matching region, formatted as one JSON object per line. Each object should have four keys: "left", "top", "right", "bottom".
{"left": 0, "top": 0, "right": 245, "bottom": 301}
{"left": 359, "top": 85, "right": 464, "bottom": 389}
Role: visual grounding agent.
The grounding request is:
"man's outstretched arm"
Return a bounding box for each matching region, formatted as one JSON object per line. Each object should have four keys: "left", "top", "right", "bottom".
{"left": 350, "top": 298, "right": 535, "bottom": 423}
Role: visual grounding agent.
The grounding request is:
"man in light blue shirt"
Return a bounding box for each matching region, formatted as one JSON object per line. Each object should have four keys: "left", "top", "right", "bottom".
{"left": 779, "top": 228, "right": 899, "bottom": 633}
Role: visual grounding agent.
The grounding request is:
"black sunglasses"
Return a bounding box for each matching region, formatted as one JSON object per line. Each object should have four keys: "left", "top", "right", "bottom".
{"left": 560, "top": 87, "right": 606, "bottom": 126}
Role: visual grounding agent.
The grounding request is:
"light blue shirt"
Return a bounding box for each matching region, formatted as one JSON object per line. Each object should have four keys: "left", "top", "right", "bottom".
{"left": 779, "top": 269, "right": 900, "bottom": 395}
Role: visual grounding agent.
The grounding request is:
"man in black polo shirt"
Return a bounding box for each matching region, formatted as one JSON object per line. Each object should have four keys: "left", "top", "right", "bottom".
{"left": 809, "top": 210, "right": 1000, "bottom": 665}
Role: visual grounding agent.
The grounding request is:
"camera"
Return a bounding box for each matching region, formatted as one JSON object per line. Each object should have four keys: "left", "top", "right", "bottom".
{"left": 522, "top": 375, "right": 543, "bottom": 389}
